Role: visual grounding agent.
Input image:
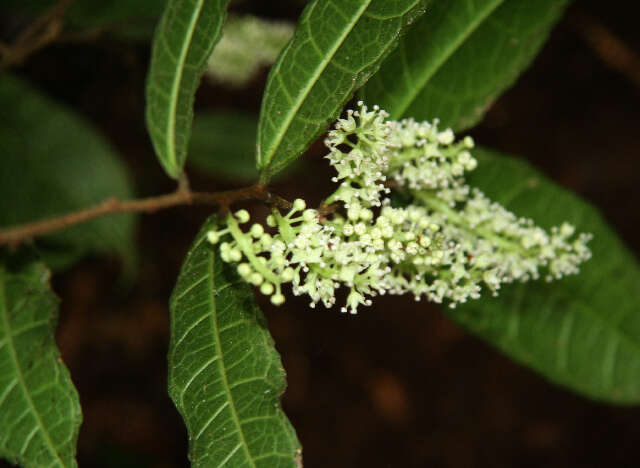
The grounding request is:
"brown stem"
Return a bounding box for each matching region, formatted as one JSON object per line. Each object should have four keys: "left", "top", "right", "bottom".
{"left": 0, "top": 0, "right": 75, "bottom": 69}
{"left": 0, "top": 184, "right": 292, "bottom": 249}
{"left": 571, "top": 10, "right": 640, "bottom": 90}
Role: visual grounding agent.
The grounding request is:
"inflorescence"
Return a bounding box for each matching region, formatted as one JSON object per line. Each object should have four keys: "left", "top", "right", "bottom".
{"left": 207, "top": 102, "right": 592, "bottom": 313}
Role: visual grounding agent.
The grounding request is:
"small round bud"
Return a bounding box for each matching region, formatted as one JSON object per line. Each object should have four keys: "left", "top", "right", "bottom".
{"left": 249, "top": 272, "right": 264, "bottom": 286}
{"left": 359, "top": 209, "right": 373, "bottom": 221}
{"left": 266, "top": 215, "right": 276, "bottom": 227}
{"left": 347, "top": 204, "right": 360, "bottom": 221}
{"left": 235, "top": 209, "right": 250, "bottom": 224}
{"left": 463, "top": 136, "right": 475, "bottom": 148}
{"left": 260, "top": 282, "right": 274, "bottom": 295}
{"left": 302, "top": 209, "right": 317, "bottom": 222}
{"left": 293, "top": 198, "right": 306, "bottom": 211}
{"left": 560, "top": 222, "right": 575, "bottom": 237}
{"left": 207, "top": 231, "right": 220, "bottom": 244}
{"left": 451, "top": 163, "right": 464, "bottom": 176}
{"left": 237, "top": 263, "right": 251, "bottom": 277}
{"left": 458, "top": 151, "right": 472, "bottom": 164}
{"left": 271, "top": 293, "right": 285, "bottom": 306}
{"left": 437, "top": 129, "right": 454, "bottom": 145}
{"left": 250, "top": 223, "right": 264, "bottom": 238}
{"left": 229, "top": 248, "right": 242, "bottom": 262}
{"left": 381, "top": 225, "right": 394, "bottom": 238}
{"left": 465, "top": 158, "right": 477, "bottom": 171}
{"left": 406, "top": 242, "right": 419, "bottom": 255}
{"left": 260, "top": 233, "right": 273, "bottom": 248}
{"left": 390, "top": 211, "right": 405, "bottom": 225}
{"left": 281, "top": 267, "right": 295, "bottom": 282}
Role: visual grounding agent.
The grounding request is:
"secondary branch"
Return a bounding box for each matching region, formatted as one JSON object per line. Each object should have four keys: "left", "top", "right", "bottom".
{"left": 0, "top": 184, "right": 292, "bottom": 248}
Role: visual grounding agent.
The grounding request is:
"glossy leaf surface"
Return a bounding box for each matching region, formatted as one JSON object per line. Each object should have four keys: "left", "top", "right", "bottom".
{"left": 146, "top": 0, "right": 231, "bottom": 178}
{"left": 361, "top": 0, "right": 569, "bottom": 129}
{"left": 169, "top": 218, "right": 302, "bottom": 466}
{"left": 446, "top": 148, "right": 640, "bottom": 403}
{"left": 257, "top": 0, "right": 427, "bottom": 179}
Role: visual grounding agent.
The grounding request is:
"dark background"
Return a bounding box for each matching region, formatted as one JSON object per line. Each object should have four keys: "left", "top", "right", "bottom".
{"left": 2, "top": 0, "right": 640, "bottom": 467}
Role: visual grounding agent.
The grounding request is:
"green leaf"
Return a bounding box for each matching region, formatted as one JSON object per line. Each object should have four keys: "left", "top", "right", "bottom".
{"left": 361, "top": 0, "right": 570, "bottom": 130}
{"left": 257, "top": 0, "right": 427, "bottom": 180}
{"left": 2, "top": 0, "right": 166, "bottom": 40}
{"left": 0, "top": 259, "right": 82, "bottom": 468}
{"left": 168, "top": 218, "right": 302, "bottom": 466}
{"left": 146, "top": 0, "right": 231, "bottom": 179}
{"left": 188, "top": 110, "right": 260, "bottom": 182}
{"left": 188, "top": 110, "right": 307, "bottom": 183}
{"left": 445, "top": 148, "right": 640, "bottom": 403}
{"left": 0, "top": 74, "right": 136, "bottom": 271}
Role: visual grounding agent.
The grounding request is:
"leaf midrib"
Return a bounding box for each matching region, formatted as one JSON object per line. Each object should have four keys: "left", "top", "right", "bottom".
{"left": 0, "top": 270, "right": 65, "bottom": 468}
{"left": 259, "top": 0, "right": 372, "bottom": 168}
{"left": 166, "top": 0, "right": 205, "bottom": 169}
{"left": 392, "top": 0, "right": 504, "bottom": 119}
{"left": 207, "top": 248, "right": 255, "bottom": 467}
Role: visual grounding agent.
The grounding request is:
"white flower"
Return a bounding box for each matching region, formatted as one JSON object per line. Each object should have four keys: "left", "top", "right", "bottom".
{"left": 205, "top": 102, "right": 592, "bottom": 313}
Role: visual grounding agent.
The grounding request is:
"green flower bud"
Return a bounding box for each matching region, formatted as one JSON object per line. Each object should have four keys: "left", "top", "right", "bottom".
{"left": 237, "top": 263, "right": 251, "bottom": 277}
{"left": 235, "top": 209, "right": 250, "bottom": 224}
{"left": 271, "top": 293, "right": 285, "bottom": 306}
{"left": 260, "top": 282, "right": 274, "bottom": 295}
{"left": 250, "top": 223, "right": 264, "bottom": 238}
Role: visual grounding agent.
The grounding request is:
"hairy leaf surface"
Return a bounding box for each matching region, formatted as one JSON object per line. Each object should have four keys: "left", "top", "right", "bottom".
{"left": 361, "top": 0, "right": 569, "bottom": 129}
{"left": 146, "top": 0, "right": 231, "bottom": 179}
{"left": 0, "top": 74, "right": 136, "bottom": 271}
{"left": 169, "top": 218, "right": 302, "bottom": 466}
{"left": 0, "top": 260, "right": 82, "bottom": 468}
{"left": 446, "top": 148, "right": 640, "bottom": 403}
{"left": 257, "top": 0, "right": 427, "bottom": 179}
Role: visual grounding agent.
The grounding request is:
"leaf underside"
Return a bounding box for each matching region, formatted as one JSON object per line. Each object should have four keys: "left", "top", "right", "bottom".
{"left": 0, "top": 260, "right": 82, "bottom": 468}
{"left": 146, "top": 0, "right": 231, "bottom": 179}
{"left": 257, "top": 0, "right": 427, "bottom": 179}
{"left": 446, "top": 148, "right": 640, "bottom": 403}
{"left": 361, "top": 0, "right": 570, "bottom": 130}
{"left": 188, "top": 111, "right": 260, "bottom": 183}
{"left": 0, "top": 73, "right": 136, "bottom": 271}
{"left": 169, "top": 218, "right": 302, "bottom": 467}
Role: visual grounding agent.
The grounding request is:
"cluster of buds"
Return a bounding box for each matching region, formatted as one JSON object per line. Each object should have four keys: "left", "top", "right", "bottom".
{"left": 207, "top": 102, "right": 592, "bottom": 313}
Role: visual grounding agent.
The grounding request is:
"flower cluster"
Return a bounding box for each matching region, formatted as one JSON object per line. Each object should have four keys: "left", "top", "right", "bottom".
{"left": 207, "top": 102, "right": 592, "bottom": 313}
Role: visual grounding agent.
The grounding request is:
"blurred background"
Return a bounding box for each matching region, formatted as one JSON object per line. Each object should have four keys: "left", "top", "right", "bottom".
{"left": 1, "top": 0, "right": 640, "bottom": 466}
